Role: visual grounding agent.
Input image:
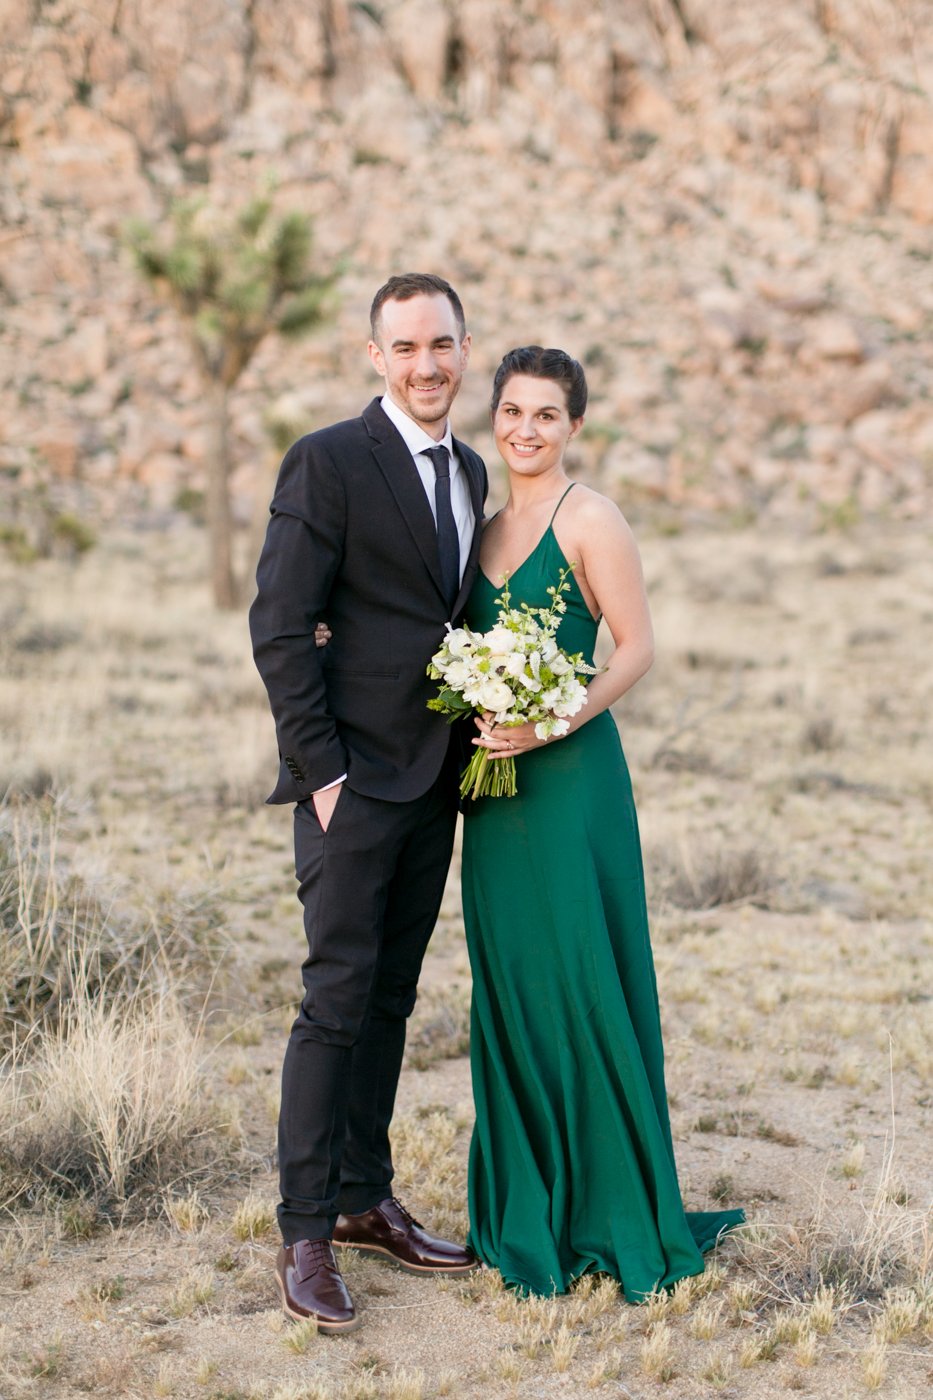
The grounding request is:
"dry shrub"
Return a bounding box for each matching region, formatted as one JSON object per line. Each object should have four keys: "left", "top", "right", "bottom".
{"left": 648, "top": 840, "right": 775, "bottom": 911}
{"left": 0, "top": 982, "right": 229, "bottom": 1210}
{"left": 734, "top": 1151, "right": 932, "bottom": 1307}
{"left": 0, "top": 799, "right": 225, "bottom": 1045}
{"left": 405, "top": 981, "right": 470, "bottom": 1069}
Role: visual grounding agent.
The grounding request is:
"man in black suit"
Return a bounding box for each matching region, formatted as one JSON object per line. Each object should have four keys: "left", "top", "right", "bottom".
{"left": 250, "top": 274, "right": 487, "bottom": 1332}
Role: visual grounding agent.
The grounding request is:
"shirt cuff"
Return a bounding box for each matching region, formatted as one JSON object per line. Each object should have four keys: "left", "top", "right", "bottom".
{"left": 313, "top": 774, "right": 347, "bottom": 794}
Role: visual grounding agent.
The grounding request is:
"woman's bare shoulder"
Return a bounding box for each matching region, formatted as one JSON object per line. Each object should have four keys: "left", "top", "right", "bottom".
{"left": 565, "top": 484, "right": 634, "bottom": 538}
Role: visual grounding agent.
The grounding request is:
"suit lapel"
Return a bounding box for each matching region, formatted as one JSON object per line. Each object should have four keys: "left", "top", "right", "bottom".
{"left": 364, "top": 399, "right": 448, "bottom": 605}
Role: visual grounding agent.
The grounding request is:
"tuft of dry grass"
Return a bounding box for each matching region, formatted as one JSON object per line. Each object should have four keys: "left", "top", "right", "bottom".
{"left": 690, "top": 1299, "right": 724, "bottom": 1339}
{"left": 167, "top": 1266, "right": 215, "bottom": 1318}
{"left": 733, "top": 1131, "right": 933, "bottom": 1307}
{"left": 0, "top": 799, "right": 225, "bottom": 1048}
{"left": 700, "top": 1346, "right": 735, "bottom": 1388}
{"left": 549, "top": 1323, "right": 579, "bottom": 1372}
{"left": 861, "top": 1333, "right": 888, "bottom": 1390}
{"left": 640, "top": 1320, "right": 676, "bottom": 1381}
{"left": 648, "top": 840, "right": 775, "bottom": 911}
{"left": 282, "top": 1316, "right": 318, "bottom": 1354}
{"left": 0, "top": 979, "right": 229, "bottom": 1210}
{"left": 164, "top": 1187, "right": 210, "bottom": 1233}
{"left": 232, "top": 1192, "right": 277, "bottom": 1242}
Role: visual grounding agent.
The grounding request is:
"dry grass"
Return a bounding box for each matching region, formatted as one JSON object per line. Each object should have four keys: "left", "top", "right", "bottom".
{"left": 648, "top": 840, "right": 776, "bottom": 911}
{"left": 405, "top": 981, "right": 471, "bottom": 1069}
{"left": 0, "top": 977, "right": 229, "bottom": 1210}
{"left": 231, "top": 1192, "right": 277, "bottom": 1241}
{"left": 0, "top": 799, "right": 225, "bottom": 1047}
{"left": 1, "top": 522, "right": 932, "bottom": 1397}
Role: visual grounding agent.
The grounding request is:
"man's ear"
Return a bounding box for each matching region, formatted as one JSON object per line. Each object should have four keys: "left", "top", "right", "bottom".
{"left": 460, "top": 332, "right": 472, "bottom": 368}
{"left": 367, "top": 340, "right": 386, "bottom": 376}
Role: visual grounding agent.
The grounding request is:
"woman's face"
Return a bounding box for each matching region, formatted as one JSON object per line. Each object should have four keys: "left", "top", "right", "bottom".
{"left": 492, "top": 374, "right": 582, "bottom": 480}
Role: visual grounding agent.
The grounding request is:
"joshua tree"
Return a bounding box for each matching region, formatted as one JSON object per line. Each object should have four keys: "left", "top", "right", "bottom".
{"left": 127, "top": 196, "right": 335, "bottom": 608}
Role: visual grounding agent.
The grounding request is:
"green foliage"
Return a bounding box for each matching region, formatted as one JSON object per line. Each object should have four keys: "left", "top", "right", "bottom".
{"left": 51, "top": 512, "right": 95, "bottom": 554}
{"left": 125, "top": 195, "right": 336, "bottom": 385}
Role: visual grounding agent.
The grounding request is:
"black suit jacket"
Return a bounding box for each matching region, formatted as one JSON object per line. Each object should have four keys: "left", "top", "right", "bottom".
{"left": 249, "top": 398, "right": 487, "bottom": 804}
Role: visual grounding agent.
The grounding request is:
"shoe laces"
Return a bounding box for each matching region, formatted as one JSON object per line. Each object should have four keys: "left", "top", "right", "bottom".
{"left": 304, "top": 1238, "right": 334, "bottom": 1264}
{"left": 389, "top": 1196, "right": 422, "bottom": 1228}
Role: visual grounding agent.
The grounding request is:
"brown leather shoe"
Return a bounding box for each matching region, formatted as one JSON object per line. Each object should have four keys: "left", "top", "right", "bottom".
{"left": 333, "top": 1197, "right": 477, "bottom": 1275}
{"left": 275, "top": 1239, "right": 360, "bottom": 1333}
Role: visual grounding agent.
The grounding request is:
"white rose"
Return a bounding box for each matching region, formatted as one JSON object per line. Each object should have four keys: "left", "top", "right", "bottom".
{"left": 505, "top": 652, "right": 526, "bottom": 678}
{"left": 478, "top": 680, "right": 514, "bottom": 714}
{"left": 483, "top": 626, "right": 518, "bottom": 654}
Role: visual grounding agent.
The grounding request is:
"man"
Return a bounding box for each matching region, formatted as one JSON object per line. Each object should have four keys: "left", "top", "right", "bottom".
{"left": 249, "top": 273, "right": 487, "bottom": 1332}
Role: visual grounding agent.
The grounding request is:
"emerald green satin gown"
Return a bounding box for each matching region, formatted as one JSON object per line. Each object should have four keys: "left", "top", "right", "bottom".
{"left": 462, "top": 488, "right": 743, "bottom": 1298}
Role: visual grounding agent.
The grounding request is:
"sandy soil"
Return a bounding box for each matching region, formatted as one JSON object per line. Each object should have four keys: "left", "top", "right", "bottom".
{"left": 0, "top": 514, "right": 930, "bottom": 1399}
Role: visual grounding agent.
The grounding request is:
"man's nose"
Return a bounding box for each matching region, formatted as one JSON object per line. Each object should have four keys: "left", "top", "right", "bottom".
{"left": 413, "top": 346, "right": 438, "bottom": 378}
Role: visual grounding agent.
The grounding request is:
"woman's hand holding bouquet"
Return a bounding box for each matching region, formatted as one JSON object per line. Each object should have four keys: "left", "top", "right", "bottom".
{"left": 427, "top": 566, "right": 597, "bottom": 799}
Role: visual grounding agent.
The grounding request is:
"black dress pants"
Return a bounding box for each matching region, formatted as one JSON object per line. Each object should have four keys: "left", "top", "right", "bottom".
{"left": 277, "top": 754, "right": 458, "bottom": 1245}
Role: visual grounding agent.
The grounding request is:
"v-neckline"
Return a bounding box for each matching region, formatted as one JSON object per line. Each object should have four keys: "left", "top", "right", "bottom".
{"left": 478, "top": 527, "right": 602, "bottom": 623}
{"left": 478, "top": 524, "right": 554, "bottom": 592}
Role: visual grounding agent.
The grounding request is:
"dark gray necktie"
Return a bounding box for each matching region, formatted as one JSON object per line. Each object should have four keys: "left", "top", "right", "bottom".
{"left": 424, "top": 445, "right": 460, "bottom": 609}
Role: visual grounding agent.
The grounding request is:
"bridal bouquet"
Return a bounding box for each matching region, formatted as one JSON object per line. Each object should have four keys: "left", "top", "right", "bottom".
{"left": 427, "top": 565, "right": 597, "bottom": 799}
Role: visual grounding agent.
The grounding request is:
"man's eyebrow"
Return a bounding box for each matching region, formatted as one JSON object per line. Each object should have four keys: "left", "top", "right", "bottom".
{"left": 389, "top": 335, "right": 456, "bottom": 349}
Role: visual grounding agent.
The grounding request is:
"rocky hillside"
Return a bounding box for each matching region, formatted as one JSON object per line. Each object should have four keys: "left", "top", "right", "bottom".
{"left": 2, "top": 0, "right": 932, "bottom": 525}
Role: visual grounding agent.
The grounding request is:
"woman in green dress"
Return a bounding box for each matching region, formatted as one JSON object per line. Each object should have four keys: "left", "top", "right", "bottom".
{"left": 462, "top": 346, "right": 743, "bottom": 1299}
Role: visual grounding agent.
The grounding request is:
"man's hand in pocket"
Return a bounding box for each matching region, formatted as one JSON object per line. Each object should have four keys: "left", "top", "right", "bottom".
{"left": 312, "top": 782, "right": 343, "bottom": 832}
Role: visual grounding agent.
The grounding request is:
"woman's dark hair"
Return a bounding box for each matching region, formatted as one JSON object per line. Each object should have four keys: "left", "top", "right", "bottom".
{"left": 370, "top": 273, "right": 466, "bottom": 344}
{"left": 491, "top": 346, "right": 588, "bottom": 420}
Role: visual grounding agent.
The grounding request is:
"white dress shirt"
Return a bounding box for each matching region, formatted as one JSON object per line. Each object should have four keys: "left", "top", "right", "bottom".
{"left": 379, "top": 393, "right": 474, "bottom": 579}
{"left": 314, "top": 395, "right": 475, "bottom": 795}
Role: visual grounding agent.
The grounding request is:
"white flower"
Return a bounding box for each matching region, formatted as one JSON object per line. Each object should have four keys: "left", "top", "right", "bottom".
{"left": 534, "top": 716, "right": 570, "bottom": 740}
{"left": 477, "top": 679, "right": 514, "bottom": 714}
{"left": 484, "top": 626, "right": 518, "bottom": 655}
{"left": 443, "top": 659, "right": 472, "bottom": 688}
{"left": 553, "top": 683, "right": 587, "bottom": 717}
{"left": 505, "top": 652, "right": 526, "bottom": 678}
{"left": 446, "top": 628, "right": 475, "bottom": 658}
{"left": 549, "top": 653, "right": 572, "bottom": 676}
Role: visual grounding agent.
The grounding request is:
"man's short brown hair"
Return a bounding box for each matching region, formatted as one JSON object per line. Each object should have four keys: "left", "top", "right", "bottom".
{"left": 370, "top": 273, "right": 467, "bottom": 345}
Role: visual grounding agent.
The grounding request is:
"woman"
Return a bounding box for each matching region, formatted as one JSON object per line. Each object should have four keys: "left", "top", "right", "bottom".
{"left": 461, "top": 346, "right": 743, "bottom": 1298}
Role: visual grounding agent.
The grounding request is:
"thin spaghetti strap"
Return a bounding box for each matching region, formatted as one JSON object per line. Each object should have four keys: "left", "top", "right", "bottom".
{"left": 548, "top": 482, "right": 578, "bottom": 528}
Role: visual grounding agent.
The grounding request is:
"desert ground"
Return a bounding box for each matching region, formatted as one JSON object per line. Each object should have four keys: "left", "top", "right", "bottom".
{"left": 1, "top": 506, "right": 931, "bottom": 1400}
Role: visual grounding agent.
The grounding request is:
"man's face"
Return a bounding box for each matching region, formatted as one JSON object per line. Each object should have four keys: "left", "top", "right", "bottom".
{"left": 368, "top": 294, "right": 471, "bottom": 437}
